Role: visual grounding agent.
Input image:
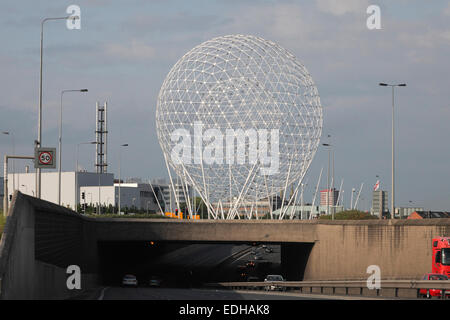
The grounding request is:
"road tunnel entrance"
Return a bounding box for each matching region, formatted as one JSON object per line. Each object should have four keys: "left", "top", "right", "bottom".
{"left": 97, "top": 241, "right": 285, "bottom": 287}
{"left": 281, "top": 242, "right": 314, "bottom": 280}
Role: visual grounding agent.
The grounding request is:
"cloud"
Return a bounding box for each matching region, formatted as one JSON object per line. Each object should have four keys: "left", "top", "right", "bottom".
{"left": 445, "top": 3, "right": 450, "bottom": 16}
{"left": 2, "top": 0, "right": 450, "bottom": 210}
{"left": 104, "top": 39, "right": 156, "bottom": 60}
{"left": 315, "top": 0, "right": 369, "bottom": 16}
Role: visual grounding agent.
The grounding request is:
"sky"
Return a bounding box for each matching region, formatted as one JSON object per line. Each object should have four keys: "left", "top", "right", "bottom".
{"left": 1, "top": 0, "right": 450, "bottom": 211}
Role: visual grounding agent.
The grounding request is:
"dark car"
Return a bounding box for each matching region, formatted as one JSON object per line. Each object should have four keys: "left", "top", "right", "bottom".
{"left": 149, "top": 276, "right": 162, "bottom": 287}
{"left": 247, "top": 276, "right": 260, "bottom": 282}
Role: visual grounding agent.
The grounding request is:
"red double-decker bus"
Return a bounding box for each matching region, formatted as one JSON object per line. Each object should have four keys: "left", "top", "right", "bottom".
{"left": 432, "top": 237, "right": 450, "bottom": 277}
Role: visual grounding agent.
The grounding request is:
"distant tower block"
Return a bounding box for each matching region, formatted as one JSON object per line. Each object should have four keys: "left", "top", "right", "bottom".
{"left": 95, "top": 101, "right": 108, "bottom": 173}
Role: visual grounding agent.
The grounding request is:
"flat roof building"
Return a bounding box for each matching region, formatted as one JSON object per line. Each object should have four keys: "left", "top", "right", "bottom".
{"left": 408, "top": 211, "right": 450, "bottom": 219}
{"left": 80, "top": 181, "right": 166, "bottom": 214}
{"left": 395, "top": 207, "right": 423, "bottom": 219}
{"left": 5, "top": 171, "right": 113, "bottom": 211}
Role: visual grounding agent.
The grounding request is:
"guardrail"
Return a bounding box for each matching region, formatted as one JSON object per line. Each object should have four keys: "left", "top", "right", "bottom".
{"left": 207, "top": 280, "right": 450, "bottom": 299}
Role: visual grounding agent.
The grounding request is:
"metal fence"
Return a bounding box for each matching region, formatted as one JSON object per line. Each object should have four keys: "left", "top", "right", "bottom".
{"left": 208, "top": 280, "right": 450, "bottom": 299}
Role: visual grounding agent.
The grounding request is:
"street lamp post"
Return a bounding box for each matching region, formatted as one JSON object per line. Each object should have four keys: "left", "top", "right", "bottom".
{"left": 37, "top": 15, "right": 79, "bottom": 199}
{"left": 322, "top": 140, "right": 334, "bottom": 220}
{"left": 118, "top": 144, "right": 129, "bottom": 215}
{"left": 1, "top": 131, "right": 15, "bottom": 192}
{"left": 75, "top": 141, "right": 96, "bottom": 212}
{"left": 58, "top": 89, "right": 88, "bottom": 205}
{"left": 379, "top": 83, "right": 406, "bottom": 219}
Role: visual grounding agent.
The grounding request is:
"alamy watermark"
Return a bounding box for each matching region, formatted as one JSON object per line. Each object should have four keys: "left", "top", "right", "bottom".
{"left": 170, "top": 121, "right": 280, "bottom": 175}
{"left": 66, "top": 4, "right": 81, "bottom": 30}
{"left": 66, "top": 265, "right": 81, "bottom": 290}
{"left": 366, "top": 265, "right": 381, "bottom": 289}
{"left": 367, "top": 5, "right": 381, "bottom": 30}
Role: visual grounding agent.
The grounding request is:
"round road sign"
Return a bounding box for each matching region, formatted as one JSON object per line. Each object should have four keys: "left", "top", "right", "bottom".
{"left": 38, "top": 151, "right": 53, "bottom": 165}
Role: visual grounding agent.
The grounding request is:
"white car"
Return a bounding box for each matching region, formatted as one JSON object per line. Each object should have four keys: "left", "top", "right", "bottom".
{"left": 122, "top": 274, "right": 138, "bottom": 287}
{"left": 264, "top": 274, "right": 285, "bottom": 291}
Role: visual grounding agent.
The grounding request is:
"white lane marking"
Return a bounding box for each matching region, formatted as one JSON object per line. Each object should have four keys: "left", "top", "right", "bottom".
{"left": 98, "top": 287, "right": 109, "bottom": 300}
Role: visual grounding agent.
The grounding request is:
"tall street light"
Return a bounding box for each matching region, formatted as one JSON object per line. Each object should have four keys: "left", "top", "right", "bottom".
{"left": 118, "top": 144, "right": 129, "bottom": 214}
{"left": 379, "top": 83, "right": 406, "bottom": 219}
{"left": 37, "top": 15, "right": 79, "bottom": 199}
{"left": 75, "top": 141, "right": 96, "bottom": 213}
{"left": 58, "top": 89, "right": 88, "bottom": 205}
{"left": 1, "top": 131, "right": 15, "bottom": 192}
{"left": 322, "top": 139, "right": 334, "bottom": 219}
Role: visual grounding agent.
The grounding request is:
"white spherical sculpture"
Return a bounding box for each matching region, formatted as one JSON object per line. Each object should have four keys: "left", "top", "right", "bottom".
{"left": 156, "top": 34, "right": 322, "bottom": 218}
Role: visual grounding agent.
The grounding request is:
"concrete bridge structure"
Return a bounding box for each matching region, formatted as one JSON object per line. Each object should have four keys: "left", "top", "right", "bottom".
{"left": 1, "top": 192, "right": 449, "bottom": 299}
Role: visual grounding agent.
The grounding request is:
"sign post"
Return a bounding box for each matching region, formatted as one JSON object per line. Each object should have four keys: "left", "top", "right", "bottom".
{"left": 3, "top": 155, "right": 34, "bottom": 216}
{"left": 34, "top": 147, "right": 56, "bottom": 169}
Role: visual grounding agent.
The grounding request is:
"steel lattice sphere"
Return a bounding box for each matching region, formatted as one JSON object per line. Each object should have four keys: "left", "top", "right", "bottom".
{"left": 156, "top": 34, "right": 322, "bottom": 210}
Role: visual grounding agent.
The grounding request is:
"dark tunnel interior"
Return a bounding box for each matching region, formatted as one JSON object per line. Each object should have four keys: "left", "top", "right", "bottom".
{"left": 97, "top": 241, "right": 314, "bottom": 287}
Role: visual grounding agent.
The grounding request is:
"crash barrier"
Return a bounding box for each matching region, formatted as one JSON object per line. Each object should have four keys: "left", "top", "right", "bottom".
{"left": 207, "top": 280, "right": 450, "bottom": 299}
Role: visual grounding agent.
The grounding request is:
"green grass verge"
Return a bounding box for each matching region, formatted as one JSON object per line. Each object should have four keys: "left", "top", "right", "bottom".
{"left": 0, "top": 213, "right": 6, "bottom": 237}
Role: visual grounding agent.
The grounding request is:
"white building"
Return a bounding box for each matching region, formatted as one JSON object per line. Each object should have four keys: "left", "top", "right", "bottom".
{"left": 4, "top": 172, "right": 191, "bottom": 215}
{"left": 5, "top": 171, "right": 113, "bottom": 210}
{"left": 80, "top": 182, "right": 164, "bottom": 213}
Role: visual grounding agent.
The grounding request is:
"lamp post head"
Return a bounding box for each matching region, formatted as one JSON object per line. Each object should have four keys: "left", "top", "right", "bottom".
{"left": 2, "top": 131, "right": 9, "bottom": 135}
{"left": 80, "top": 89, "right": 88, "bottom": 92}
{"left": 398, "top": 84, "right": 407, "bottom": 87}
{"left": 379, "top": 83, "right": 388, "bottom": 86}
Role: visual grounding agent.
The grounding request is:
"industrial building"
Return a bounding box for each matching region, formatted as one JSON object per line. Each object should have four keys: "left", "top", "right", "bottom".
{"left": 150, "top": 178, "right": 193, "bottom": 213}
{"left": 217, "top": 195, "right": 284, "bottom": 219}
{"left": 395, "top": 207, "right": 423, "bottom": 219}
{"left": 3, "top": 171, "right": 194, "bottom": 215}
{"left": 5, "top": 171, "right": 113, "bottom": 210}
{"left": 220, "top": 198, "right": 272, "bottom": 219}
{"left": 408, "top": 211, "right": 450, "bottom": 219}
{"left": 272, "top": 204, "right": 344, "bottom": 219}
{"left": 80, "top": 181, "right": 165, "bottom": 213}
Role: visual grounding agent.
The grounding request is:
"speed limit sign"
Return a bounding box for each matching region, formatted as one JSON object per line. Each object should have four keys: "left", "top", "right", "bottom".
{"left": 34, "top": 147, "right": 56, "bottom": 169}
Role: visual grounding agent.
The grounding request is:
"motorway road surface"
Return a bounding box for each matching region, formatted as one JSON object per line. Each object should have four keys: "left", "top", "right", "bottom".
{"left": 96, "top": 287, "right": 376, "bottom": 300}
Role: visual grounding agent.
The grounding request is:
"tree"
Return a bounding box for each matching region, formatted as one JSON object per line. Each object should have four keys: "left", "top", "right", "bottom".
{"left": 319, "top": 210, "right": 377, "bottom": 220}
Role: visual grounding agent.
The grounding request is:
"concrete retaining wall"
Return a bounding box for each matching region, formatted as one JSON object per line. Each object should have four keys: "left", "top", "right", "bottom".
{"left": 305, "top": 221, "right": 450, "bottom": 280}
{"left": 0, "top": 192, "right": 98, "bottom": 300}
{"left": 1, "top": 192, "right": 450, "bottom": 298}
